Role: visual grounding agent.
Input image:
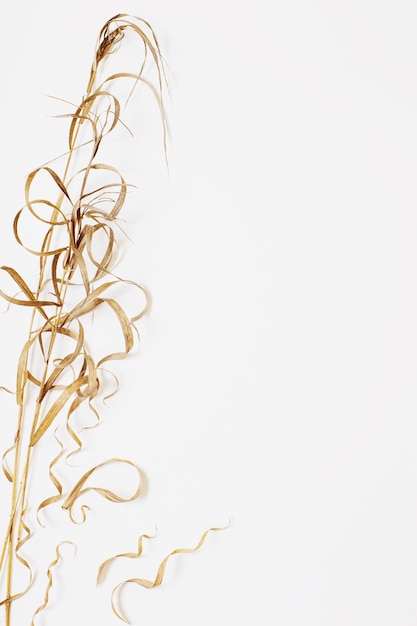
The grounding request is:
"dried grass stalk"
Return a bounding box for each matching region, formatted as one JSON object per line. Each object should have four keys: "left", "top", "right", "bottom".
{"left": 0, "top": 14, "right": 165, "bottom": 624}
{"left": 0, "top": 13, "right": 225, "bottom": 625}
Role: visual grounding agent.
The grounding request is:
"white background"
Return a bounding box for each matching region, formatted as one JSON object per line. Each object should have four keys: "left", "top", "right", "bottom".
{"left": 1, "top": 1, "right": 417, "bottom": 624}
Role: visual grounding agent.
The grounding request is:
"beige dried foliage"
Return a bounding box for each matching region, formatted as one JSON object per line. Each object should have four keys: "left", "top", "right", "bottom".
{"left": 0, "top": 13, "right": 225, "bottom": 625}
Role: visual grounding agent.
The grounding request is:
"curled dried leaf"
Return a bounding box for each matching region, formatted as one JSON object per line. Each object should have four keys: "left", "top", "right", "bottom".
{"left": 110, "top": 524, "right": 230, "bottom": 624}
{"left": 36, "top": 431, "right": 66, "bottom": 525}
{"left": 62, "top": 458, "right": 143, "bottom": 524}
{"left": 31, "top": 541, "right": 76, "bottom": 625}
{"left": 97, "top": 531, "right": 156, "bottom": 585}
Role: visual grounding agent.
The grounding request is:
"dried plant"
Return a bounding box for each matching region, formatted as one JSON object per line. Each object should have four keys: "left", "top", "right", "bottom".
{"left": 0, "top": 14, "right": 225, "bottom": 625}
